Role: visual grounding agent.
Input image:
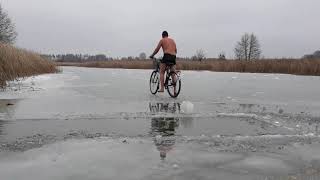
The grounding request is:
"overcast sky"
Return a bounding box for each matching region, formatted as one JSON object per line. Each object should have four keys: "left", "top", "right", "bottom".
{"left": 1, "top": 0, "right": 319, "bottom": 58}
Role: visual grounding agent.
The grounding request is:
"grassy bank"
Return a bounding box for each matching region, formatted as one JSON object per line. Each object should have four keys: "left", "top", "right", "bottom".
{"left": 57, "top": 58, "right": 320, "bottom": 76}
{"left": 0, "top": 43, "right": 58, "bottom": 87}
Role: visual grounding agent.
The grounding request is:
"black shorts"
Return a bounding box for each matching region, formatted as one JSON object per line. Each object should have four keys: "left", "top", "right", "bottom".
{"left": 161, "top": 53, "right": 176, "bottom": 65}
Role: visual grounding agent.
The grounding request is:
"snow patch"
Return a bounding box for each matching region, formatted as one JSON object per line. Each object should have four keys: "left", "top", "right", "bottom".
{"left": 181, "top": 101, "right": 194, "bottom": 114}
{"left": 218, "top": 113, "right": 258, "bottom": 119}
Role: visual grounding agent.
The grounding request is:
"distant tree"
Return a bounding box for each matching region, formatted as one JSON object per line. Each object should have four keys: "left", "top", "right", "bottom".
{"left": 192, "top": 49, "right": 206, "bottom": 61}
{"left": 303, "top": 50, "right": 320, "bottom": 59}
{"left": 139, "top": 52, "right": 147, "bottom": 60}
{"left": 0, "top": 4, "right": 17, "bottom": 44}
{"left": 218, "top": 52, "right": 226, "bottom": 60}
{"left": 314, "top": 51, "right": 320, "bottom": 58}
{"left": 94, "top": 54, "right": 107, "bottom": 61}
{"left": 234, "top": 33, "right": 261, "bottom": 60}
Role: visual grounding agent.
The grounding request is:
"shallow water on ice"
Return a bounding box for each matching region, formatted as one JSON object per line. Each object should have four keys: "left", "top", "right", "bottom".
{"left": 1, "top": 67, "right": 320, "bottom": 179}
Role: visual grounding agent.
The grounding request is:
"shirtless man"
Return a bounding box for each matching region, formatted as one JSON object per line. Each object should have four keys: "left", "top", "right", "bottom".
{"left": 150, "top": 31, "right": 177, "bottom": 92}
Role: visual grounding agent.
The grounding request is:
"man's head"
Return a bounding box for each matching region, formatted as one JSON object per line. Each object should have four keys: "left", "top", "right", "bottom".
{"left": 162, "top": 31, "right": 168, "bottom": 38}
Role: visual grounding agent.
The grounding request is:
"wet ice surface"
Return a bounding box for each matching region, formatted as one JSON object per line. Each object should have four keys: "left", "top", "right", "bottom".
{"left": 1, "top": 67, "right": 320, "bottom": 179}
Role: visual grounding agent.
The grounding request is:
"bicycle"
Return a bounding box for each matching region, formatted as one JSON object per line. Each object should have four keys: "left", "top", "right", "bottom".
{"left": 149, "top": 58, "right": 181, "bottom": 98}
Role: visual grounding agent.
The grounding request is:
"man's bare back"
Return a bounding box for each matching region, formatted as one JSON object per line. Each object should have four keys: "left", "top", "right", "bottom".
{"left": 150, "top": 32, "right": 177, "bottom": 58}
{"left": 161, "top": 37, "right": 177, "bottom": 56}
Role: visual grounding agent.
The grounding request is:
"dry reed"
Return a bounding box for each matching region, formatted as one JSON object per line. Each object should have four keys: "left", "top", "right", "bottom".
{"left": 0, "top": 43, "right": 58, "bottom": 87}
{"left": 57, "top": 59, "right": 320, "bottom": 76}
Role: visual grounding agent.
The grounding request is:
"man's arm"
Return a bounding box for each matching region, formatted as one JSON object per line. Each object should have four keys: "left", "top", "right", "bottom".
{"left": 150, "top": 40, "right": 162, "bottom": 58}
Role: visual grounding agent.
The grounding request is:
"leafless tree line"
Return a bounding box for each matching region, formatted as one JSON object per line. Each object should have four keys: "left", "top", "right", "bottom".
{"left": 192, "top": 33, "right": 262, "bottom": 61}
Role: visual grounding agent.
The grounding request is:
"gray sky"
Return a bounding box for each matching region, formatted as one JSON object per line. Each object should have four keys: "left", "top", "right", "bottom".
{"left": 1, "top": 0, "right": 319, "bottom": 58}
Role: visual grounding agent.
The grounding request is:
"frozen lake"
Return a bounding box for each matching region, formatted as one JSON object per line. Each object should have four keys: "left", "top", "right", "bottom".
{"left": 1, "top": 67, "right": 320, "bottom": 180}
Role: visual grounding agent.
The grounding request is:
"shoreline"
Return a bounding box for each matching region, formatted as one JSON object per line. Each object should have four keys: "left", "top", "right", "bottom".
{"left": 56, "top": 59, "right": 320, "bottom": 76}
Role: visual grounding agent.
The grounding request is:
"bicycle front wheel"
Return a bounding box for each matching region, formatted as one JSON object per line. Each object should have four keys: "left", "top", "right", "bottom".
{"left": 150, "top": 71, "right": 159, "bottom": 94}
{"left": 167, "top": 72, "right": 181, "bottom": 98}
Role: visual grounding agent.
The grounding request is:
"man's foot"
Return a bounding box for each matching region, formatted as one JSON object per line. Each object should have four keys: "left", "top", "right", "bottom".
{"left": 158, "top": 89, "right": 164, "bottom": 93}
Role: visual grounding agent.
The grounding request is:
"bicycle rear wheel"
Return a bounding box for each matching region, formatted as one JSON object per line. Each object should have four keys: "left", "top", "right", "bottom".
{"left": 150, "top": 71, "right": 159, "bottom": 94}
{"left": 167, "top": 72, "right": 181, "bottom": 98}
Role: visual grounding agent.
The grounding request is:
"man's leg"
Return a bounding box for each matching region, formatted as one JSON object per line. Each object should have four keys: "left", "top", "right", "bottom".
{"left": 159, "top": 63, "right": 166, "bottom": 92}
{"left": 171, "top": 65, "right": 177, "bottom": 94}
{"left": 171, "top": 65, "right": 176, "bottom": 73}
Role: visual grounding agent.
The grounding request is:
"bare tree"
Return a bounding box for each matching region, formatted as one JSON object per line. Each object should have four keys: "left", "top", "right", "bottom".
{"left": 218, "top": 52, "right": 226, "bottom": 60}
{"left": 0, "top": 4, "right": 17, "bottom": 44}
{"left": 192, "top": 49, "right": 206, "bottom": 61}
{"left": 248, "top": 34, "right": 261, "bottom": 60}
{"left": 303, "top": 50, "right": 320, "bottom": 59}
{"left": 139, "top": 52, "right": 146, "bottom": 60}
{"left": 234, "top": 33, "right": 261, "bottom": 60}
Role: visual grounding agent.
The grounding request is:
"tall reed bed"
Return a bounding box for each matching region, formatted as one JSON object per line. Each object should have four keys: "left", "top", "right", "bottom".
{"left": 58, "top": 59, "right": 320, "bottom": 76}
{"left": 0, "top": 43, "right": 57, "bottom": 87}
{"left": 178, "top": 59, "right": 320, "bottom": 76}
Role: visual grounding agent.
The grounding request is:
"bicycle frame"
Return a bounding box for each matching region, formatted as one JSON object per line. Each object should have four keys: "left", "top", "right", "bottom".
{"left": 150, "top": 58, "right": 181, "bottom": 98}
{"left": 153, "top": 59, "right": 178, "bottom": 88}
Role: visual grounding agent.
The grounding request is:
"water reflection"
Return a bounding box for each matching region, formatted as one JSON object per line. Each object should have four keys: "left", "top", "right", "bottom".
{"left": 149, "top": 102, "right": 181, "bottom": 114}
{"left": 0, "top": 99, "right": 17, "bottom": 120}
{"left": 149, "top": 102, "right": 180, "bottom": 160}
{"left": 0, "top": 120, "right": 4, "bottom": 136}
{"left": 0, "top": 99, "right": 18, "bottom": 140}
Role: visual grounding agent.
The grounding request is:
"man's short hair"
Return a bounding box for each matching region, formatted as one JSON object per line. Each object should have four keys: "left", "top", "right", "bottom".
{"left": 162, "top": 31, "right": 168, "bottom": 38}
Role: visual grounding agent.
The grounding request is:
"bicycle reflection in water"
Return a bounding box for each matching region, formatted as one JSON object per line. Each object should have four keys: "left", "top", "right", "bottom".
{"left": 149, "top": 102, "right": 180, "bottom": 160}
